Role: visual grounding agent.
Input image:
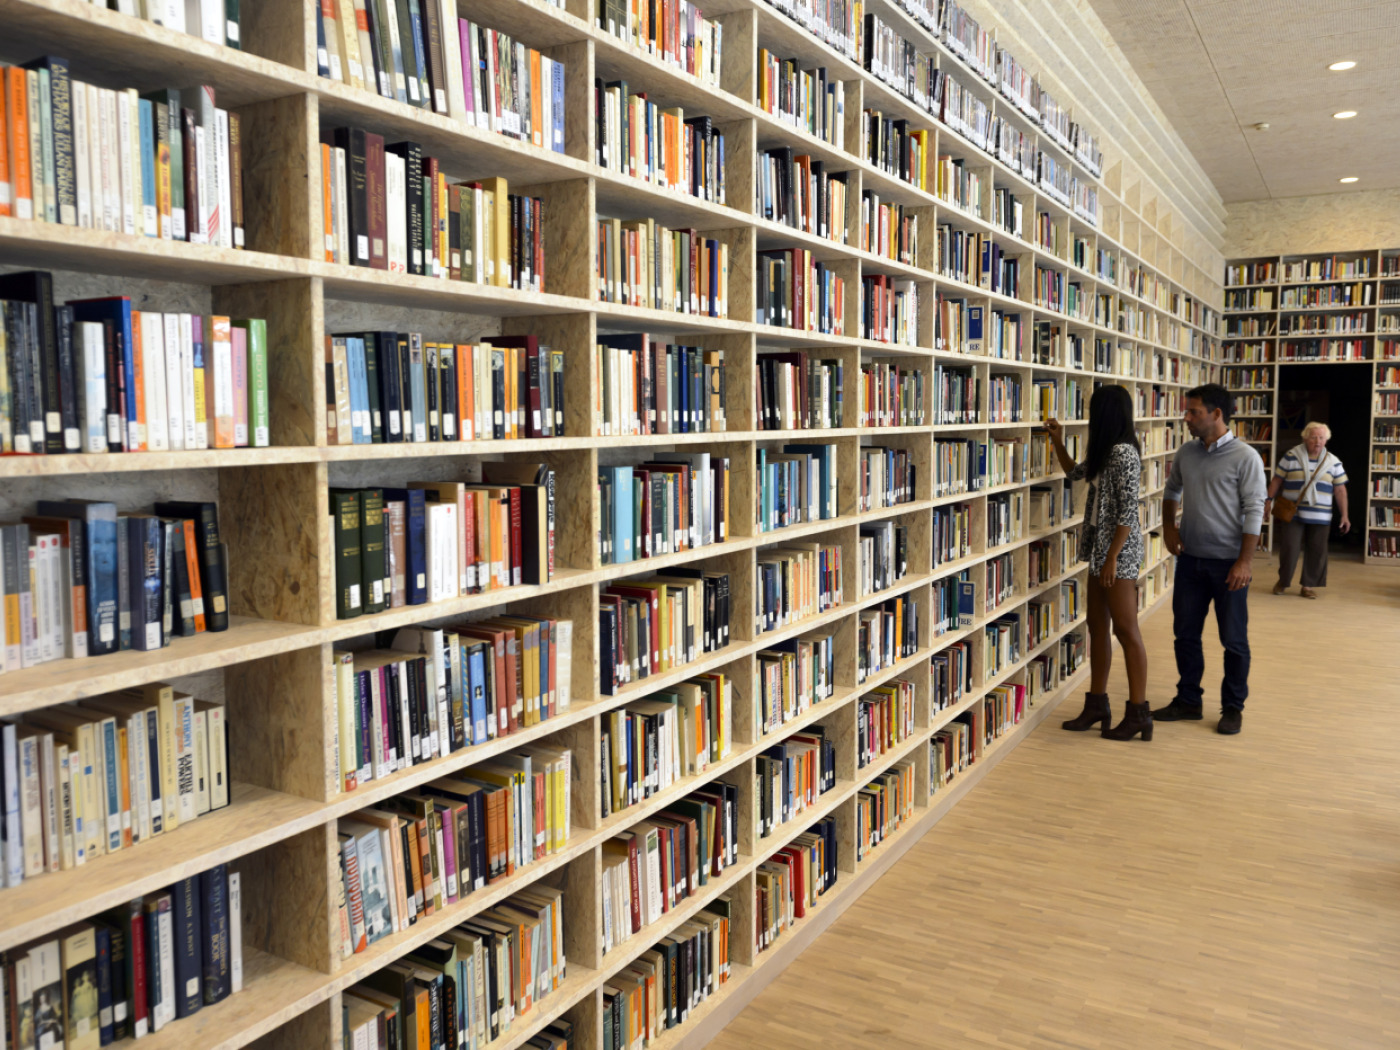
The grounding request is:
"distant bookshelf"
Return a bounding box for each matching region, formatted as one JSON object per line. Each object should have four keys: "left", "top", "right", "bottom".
{"left": 1223, "top": 248, "right": 1400, "bottom": 564}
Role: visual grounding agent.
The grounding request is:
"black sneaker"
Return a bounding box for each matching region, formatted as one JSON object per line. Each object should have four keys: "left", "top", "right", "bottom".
{"left": 1218, "top": 710, "right": 1242, "bottom": 735}
{"left": 1151, "top": 699, "right": 1204, "bottom": 721}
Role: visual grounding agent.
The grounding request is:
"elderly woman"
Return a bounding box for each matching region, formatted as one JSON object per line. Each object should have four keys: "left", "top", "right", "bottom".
{"left": 1266, "top": 421, "right": 1350, "bottom": 598}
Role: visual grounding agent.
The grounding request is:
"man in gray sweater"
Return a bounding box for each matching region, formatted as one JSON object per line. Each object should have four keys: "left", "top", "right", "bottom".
{"left": 1154, "top": 383, "right": 1267, "bottom": 735}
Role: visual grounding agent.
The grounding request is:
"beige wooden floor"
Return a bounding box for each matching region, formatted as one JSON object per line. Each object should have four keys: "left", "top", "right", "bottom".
{"left": 709, "top": 554, "right": 1400, "bottom": 1050}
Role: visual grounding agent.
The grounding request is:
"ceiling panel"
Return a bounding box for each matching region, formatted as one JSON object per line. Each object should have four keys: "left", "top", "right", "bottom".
{"left": 1084, "top": 0, "right": 1394, "bottom": 201}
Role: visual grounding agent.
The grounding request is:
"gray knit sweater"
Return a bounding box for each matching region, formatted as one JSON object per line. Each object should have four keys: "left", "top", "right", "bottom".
{"left": 1164, "top": 433, "right": 1267, "bottom": 560}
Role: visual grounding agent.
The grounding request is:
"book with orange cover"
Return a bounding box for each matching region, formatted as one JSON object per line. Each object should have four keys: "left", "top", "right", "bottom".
{"left": 453, "top": 343, "right": 468, "bottom": 440}
{"left": 321, "top": 142, "right": 335, "bottom": 261}
{"left": 0, "top": 69, "right": 9, "bottom": 218}
{"left": 6, "top": 67, "right": 31, "bottom": 219}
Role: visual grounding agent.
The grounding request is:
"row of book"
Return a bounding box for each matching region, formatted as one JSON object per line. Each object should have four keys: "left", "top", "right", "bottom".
{"left": 758, "top": 149, "right": 848, "bottom": 242}
{"left": 337, "top": 750, "right": 571, "bottom": 955}
{"left": 333, "top": 617, "right": 573, "bottom": 793}
{"left": 930, "top": 638, "right": 974, "bottom": 711}
{"left": 1, "top": 684, "right": 227, "bottom": 888}
{"left": 857, "top": 521, "right": 909, "bottom": 598}
{"left": 1, "top": 499, "right": 229, "bottom": 672}
{"left": 325, "top": 333, "right": 563, "bottom": 446}
{"left": 755, "top": 816, "right": 837, "bottom": 953}
{"left": 756, "top": 727, "right": 835, "bottom": 838}
{"left": 857, "top": 446, "right": 918, "bottom": 513}
{"left": 858, "top": 194, "right": 917, "bottom": 266}
{"left": 600, "top": 679, "right": 735, "bottom": 819}
{"left": 329, "top": 467, "right": 554, "bottom": 621}
{"left": 930, "top": 572, "right": 970, "bottom": 640}
{"left": 595, "top": 84, "right": 726, "bottom": 203}
{"left": 0, "top": 273, "right": 267, "bottom": 455}
{"left": 932, "top": 503, "right": 974, "bottom": 567}
{"left": 756, "top": 249, "right": 844, "bottom": 333}
{"left": 985, "top": 551, "right": 1014, "bottom": 613}
{"left": 595, "top": 0, "right": 724, "bottom": 85}
{"left": 857, "top": 593, "right": 919, "bottom": 683}
{"left": 757, "top": 53, "right": 846, "bottom": 148}
{"left": 0, "top": 67, "right": 245, "bottom": 248}
{"left": 596, "top": 336, "right": 726, "bottom": 437}
{"left": 756, "top": 543, "right": 843, "bottom": 634}
{"left": 1025, "top": 649, "right": 1058, "bottom": 703}
{"left": 342, "top": 885, "right": 567, "bottom": 1050}
{"left": 757, "top": 443, "right": 839, "bottom": 532}
{"left": 987, "top": 490, "right": 1027, "bottom": 547}
{"left": 110, "top": 0, "right": 241, "bottom": 49}
{"left": 983, "top": 612, "right": 1022, "bottom": 679}
{"left": 596, "top": 219, "right": 730, "bottom": 317}
{"left": 601, "top": 896, "right": 731, "bottom": 1047}
{"left": 755, "top": 632, "right": 837, "bottom": 737}
{"left": 861, "top": 275, "right": 919, "bottom": 348}
{"left": 856, "top": 678, "right": 916, "bottom": 771}
{"left": 755, "top": 353, "right": 844, "bottom": 431}
{"left": 1281, "top": 312, "right": 1370, "bottom": 334}
{"left": 600, "top": 572, "right": 730, "bottom": 695}
{"left": 1, "top": 864, "right": 241, "bottom": 1050}
{"left": 322, "top": 138, "right": 545, "bottom": 291}
{"left": 597, "top": 454, "right": 729, "bottom": 565}
{"left": 863, "top": 110, "right": 931, "bottom": 191}
{"left": 316, "top": 6, "right": 567, "bottom": 154}
{"left": 601, "top": 785, "right": 738, "bottom": 954}
{"left": 853, "top": 758, "right": 915, "bottom": 861}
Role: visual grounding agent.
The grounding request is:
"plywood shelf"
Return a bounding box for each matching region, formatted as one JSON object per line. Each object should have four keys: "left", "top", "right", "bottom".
{"left": 0, "top": 2, "right": 1214, "bottom": 1048}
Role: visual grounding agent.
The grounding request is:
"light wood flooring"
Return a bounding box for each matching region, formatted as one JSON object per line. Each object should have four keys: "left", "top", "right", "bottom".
{"left": 707, "top": 553, "right": 1400, "bottom": 1050}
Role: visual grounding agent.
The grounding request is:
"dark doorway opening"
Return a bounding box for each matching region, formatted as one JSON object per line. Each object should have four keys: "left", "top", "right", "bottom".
{"left": 1277, "top": 363, "right": 1370, "bottom": 552}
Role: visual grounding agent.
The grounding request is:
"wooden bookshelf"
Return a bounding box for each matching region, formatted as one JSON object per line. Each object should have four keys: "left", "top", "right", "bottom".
{"left": 0, "top": 0, "right": 1224, "bottom": 1048}
{"left": 1223, "top": 249, "right": 1400, "bottom": 562}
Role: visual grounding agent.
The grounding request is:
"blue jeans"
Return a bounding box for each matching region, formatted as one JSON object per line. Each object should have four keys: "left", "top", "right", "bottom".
{"left": 1173, "top": 553, "right": 1250, "bottom": 712}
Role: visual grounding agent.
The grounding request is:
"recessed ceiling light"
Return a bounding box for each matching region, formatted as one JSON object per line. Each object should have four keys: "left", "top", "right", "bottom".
{"left": 1334, "top": 110, "right": 1358, "bottom": 119}
{"left": 1328, "top": 60, "right": 1357, "bottom": 70}
{"left": 1340, "top": 176, "right": 1360, "bottom": 183}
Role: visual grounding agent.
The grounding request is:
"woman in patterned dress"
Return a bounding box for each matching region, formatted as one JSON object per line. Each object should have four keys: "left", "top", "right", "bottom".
{"left": 1047, "top": 384, "right": 1151, "bottom": 741}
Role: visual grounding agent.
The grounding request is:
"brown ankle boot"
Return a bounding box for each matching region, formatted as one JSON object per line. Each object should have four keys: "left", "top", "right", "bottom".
{"left": 1062, "top": 692, "right": 1111, "bottom": 731}
{"left": 1102, "top": 701, "right": 1153, "bottom": 741}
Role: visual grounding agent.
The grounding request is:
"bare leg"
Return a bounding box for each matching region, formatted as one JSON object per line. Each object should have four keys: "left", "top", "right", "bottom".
{"left": 1087, "top": 571, "right": 1113, "bottom": 694}
{"left": 1107, "top": 578, "right": 1148, "bottom": 705}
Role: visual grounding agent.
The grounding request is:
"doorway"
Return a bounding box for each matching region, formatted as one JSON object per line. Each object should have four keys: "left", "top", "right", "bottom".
{"left": 1277, "top": 363, "right": 1370, "bottom": 552}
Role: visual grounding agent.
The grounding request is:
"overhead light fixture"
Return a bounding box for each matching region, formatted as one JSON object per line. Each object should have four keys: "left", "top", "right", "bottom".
{"left": 1334, "top": 110, "right": 1358, "bottom": 119}
{"left": 1328, "top": 60, "right": 1357, "bottom": 70}
{"left": 1340, "top": 176, "right": 1360, "bottom": 183}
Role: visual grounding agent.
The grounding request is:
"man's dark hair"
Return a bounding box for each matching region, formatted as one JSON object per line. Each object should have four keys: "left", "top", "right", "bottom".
{"left": 1185, "top": 383, "right": 1234, "bottom": 424}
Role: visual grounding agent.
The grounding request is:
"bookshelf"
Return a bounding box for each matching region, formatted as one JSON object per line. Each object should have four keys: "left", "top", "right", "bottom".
{"left": 0, "top": 1, "right": 1224, "bottom": 1048}
{"left": 1223, "top": 249, "right": 1398, "bottom": 563}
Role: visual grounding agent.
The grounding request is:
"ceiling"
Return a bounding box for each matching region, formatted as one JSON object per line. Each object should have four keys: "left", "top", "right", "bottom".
{"left": 1083, "top": 0, "right": 1400, "bottom": 203}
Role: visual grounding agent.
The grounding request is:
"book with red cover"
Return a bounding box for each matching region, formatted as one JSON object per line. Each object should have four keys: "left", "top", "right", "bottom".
{"left": 605, "top": 583, "right": 662, "bottom": 675}
{"left": 455, "top": 624, "right": 514, "bottom": 736}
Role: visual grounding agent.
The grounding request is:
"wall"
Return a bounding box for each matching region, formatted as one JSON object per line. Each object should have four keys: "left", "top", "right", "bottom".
{"left": 1225, "top": 189, "right": 1400, "bottom": 258}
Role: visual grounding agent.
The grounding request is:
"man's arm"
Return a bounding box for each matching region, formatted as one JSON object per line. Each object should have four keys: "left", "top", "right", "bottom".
{"left": 1162, "top": 498, "right": 1182, "bottom": 554}
{"left": 1227, "top": 533, "right": 1259, "bottom": 590}
{"left": 1228, "top": 455, "right": 1269, "bottom": 590}
{"left": 1162, "top": 452, "right": 1185, "bottom": 555}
